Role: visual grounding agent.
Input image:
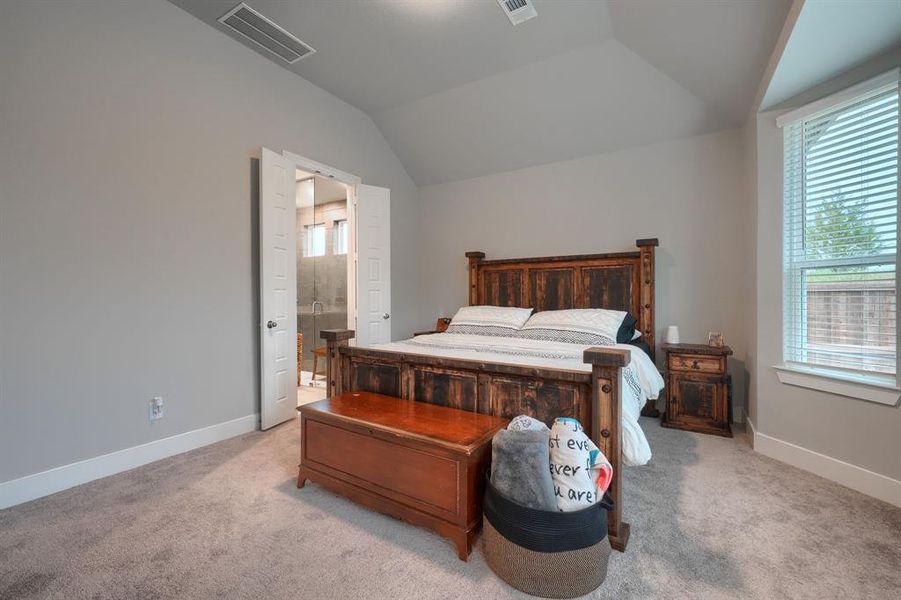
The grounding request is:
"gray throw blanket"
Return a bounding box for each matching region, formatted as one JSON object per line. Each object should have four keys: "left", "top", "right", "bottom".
{"left": 490, "top": 429, "right": 557, "bottom": 511}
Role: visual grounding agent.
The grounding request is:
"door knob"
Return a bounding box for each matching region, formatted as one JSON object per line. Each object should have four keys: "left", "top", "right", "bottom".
{"left": 382, "top": 313, "right": 390, "bottom": 320}
{"left": 267, "top": 320, "right": 277, "bottom": 329}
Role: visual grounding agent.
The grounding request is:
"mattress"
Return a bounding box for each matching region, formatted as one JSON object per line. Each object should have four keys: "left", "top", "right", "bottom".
{"left": 373, "top": 333, "right": 664, "bottom": 466}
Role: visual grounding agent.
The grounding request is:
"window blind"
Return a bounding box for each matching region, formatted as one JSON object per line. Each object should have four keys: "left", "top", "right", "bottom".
{"left": 783, "top": 82, "right": 899, "bottom": 378}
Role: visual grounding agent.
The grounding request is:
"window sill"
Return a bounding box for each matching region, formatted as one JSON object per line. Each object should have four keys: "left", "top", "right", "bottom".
{"left": 773, "top": 365, "right": 900, "bottom": 406}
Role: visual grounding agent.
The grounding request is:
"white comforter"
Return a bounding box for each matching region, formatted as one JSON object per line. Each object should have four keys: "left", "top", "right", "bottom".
{"left": 373, "top": 333, "right": 664, "bottom": 466}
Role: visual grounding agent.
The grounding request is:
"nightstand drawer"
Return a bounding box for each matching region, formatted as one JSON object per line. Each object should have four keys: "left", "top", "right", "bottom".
{"left": 667, "top": 354, "right": 724, "bottom": 374}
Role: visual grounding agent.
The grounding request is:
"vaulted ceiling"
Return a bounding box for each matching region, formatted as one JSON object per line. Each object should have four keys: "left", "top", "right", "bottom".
{"left": 170, "top": 0, "right": 791, "bottom": 185}
{"left": 762, "top": 0, "right": 901, "bottom": 110}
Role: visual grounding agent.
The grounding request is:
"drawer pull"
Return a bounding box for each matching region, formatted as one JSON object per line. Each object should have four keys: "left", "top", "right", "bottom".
{"left": 691, "top": 360, "right": 700, "bottom": 369}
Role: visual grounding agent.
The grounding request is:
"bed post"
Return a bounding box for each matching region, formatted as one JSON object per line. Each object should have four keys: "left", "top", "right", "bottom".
{"left": 320, "top": 329, "right": 354, "bottom": 397}
{"left": 465, "top": 251, "right": 485, "bottom": 306}
{"left": 636, "top": 238, "right": 658, "bottom": 361}
{"left": 583, "top": 346, "right": 631, "bottom": 552}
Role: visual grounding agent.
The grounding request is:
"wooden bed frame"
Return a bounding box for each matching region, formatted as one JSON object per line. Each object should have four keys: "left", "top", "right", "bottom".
{"left": 320, "top": 238, "right": 658, "bottom": 552}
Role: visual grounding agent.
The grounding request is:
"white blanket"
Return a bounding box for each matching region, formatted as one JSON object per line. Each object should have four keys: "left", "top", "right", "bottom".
{"left": 373, "top": 333, "right": 663, "bottom": 466}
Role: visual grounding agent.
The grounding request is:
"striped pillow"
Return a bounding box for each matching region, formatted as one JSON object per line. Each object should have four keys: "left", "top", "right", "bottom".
{"left": 445, "top": 305, "right": 533, "bottom": 337}
{"left": 517, "top": 309, "right": 628, "bottom": 346}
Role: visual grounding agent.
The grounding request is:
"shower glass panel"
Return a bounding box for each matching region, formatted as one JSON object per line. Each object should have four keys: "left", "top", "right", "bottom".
{"left": 297, "top": 175, "right": 349, "bottom": 385}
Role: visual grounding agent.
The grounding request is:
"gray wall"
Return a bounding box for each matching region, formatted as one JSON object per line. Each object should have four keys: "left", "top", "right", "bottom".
{"left": 416, "top": 129, "right": 751, "bottom": 417}
{"left": 741, "top": 116, "right": 760, "bottom": 428}
{"left": 752, "top": 48, "right": 901, "bottom": 480}
{"left": 0, "top": 0, "right": 418, "bottom": 483}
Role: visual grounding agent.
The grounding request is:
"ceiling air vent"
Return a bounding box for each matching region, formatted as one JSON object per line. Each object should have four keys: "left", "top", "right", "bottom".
{"left": 497, "top": 0, "right": 537, "bottom": 25}
{"left": 218, "top": 3, "right": 315, "bottom": 64}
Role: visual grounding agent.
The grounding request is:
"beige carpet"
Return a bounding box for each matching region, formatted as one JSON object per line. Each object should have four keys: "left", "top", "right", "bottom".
{"left": 2, "top": 418, "right": 900, "bottom": 599}
{"left": 297, "top": 385, "right": 326, "bottom": 407}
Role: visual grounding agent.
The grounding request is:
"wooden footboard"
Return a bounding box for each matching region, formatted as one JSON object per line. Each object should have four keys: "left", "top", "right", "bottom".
{"left": 320, "top": 329, "right": 632, "bottom": 552}
{"left": 583, "top": 346, "right": 631, "bottom": 551}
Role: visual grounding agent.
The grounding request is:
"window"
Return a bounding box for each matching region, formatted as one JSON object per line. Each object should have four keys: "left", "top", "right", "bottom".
{"left": 781, "top": 73, "right": 899, "bottom": 386}
{"left": 304, "top": 223, "right": 325, "bottom": 257}
{"left": 334, "top": 219, "right": 348, "bottom": 255}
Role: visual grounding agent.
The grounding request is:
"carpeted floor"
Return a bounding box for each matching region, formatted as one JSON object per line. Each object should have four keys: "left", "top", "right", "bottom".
{"left": 2, "top": 418, "right": 900, "bottom": 600}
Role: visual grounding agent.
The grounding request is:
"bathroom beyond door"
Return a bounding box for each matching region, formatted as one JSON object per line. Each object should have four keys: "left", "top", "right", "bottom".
{"left": 296, "top": 173, "right": 350, "bottom": 385}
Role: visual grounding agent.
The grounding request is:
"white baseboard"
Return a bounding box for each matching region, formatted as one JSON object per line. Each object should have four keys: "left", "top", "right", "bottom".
{"left": 0, "top": 414, "right": 259, "bottom": 510}
{"left": 749, "top": 419, "right": 901, "bottom": 508}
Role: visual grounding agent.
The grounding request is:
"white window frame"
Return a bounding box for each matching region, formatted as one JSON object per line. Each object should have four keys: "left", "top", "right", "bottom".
{"left": 775, "top": 69, "right": 901, "bottom": 406}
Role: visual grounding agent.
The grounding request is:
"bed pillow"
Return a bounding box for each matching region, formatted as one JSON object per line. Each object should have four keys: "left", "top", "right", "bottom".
{"left": 549, "top": 418, "right": 612, "bottom": 512}
{"left": 517, "top": 308, "right": 628, "bottom": 346}
{"left": 445, "top": 305, "right": 533, "bottom": 337}
{"left": 619, "top": 313, "right": 639, "bottom": 343}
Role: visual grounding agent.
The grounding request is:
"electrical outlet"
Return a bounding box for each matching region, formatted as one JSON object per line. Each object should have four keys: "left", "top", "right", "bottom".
{"left": 149, "top": 396, "right": 164, "bottom": 421}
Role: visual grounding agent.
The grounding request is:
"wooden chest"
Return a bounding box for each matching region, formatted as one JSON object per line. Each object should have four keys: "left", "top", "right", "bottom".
{"left": 661, "top": 343, "right": 733, "bottom": 437}
{"left": 297, "top": 391, "right": 508, "bottom": 560}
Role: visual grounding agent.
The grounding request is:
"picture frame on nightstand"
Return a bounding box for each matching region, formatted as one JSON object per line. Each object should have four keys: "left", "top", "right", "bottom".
{"left": 413, "top": 317, "right": 451, "bottom": 337}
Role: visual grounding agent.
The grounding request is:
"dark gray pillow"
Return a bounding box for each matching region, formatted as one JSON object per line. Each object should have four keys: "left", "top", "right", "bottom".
{"left": 490, "top": 429, "right": 557, "bottom": 511}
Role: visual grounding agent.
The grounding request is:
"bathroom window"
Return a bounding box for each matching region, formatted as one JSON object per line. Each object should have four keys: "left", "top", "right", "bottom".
{"left": 334, "top": 219, "right": 349, "bottom": 255}
{"left": 305, "top": 223, "right": 326, "bottom": 257}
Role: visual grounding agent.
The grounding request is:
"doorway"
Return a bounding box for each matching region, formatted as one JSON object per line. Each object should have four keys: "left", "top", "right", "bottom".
{"left": 295, "top": 171, "right": 351, "bottom": 407}
{"left": 259, "top": 147, "right": 391, "bottom": 429}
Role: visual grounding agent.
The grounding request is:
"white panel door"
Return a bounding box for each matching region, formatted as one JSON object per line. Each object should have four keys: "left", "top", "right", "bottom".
{"left": 355, "top": 185, "right": 391, "bottom": 347}
{"left": 260, "top": 148, "right": 297, "bottom": 430}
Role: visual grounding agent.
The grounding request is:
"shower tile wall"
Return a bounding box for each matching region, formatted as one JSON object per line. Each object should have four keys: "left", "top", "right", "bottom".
{"left": 297, "top": 197, "right": 348, "bottom": 373}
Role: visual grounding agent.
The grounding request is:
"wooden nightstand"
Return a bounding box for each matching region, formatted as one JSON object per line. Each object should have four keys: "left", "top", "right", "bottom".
{"left": 661, "top": 343, "right": 733, "bottom": 437}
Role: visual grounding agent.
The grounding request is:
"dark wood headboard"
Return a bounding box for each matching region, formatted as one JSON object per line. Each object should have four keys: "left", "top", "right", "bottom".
{"left": 465, "top": 239, "right": 659, "bottom": 359}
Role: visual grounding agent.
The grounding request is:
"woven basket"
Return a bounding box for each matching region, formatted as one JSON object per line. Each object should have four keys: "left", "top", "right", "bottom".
{"left": 481, "top": 479, "right": 612, "bottom": 599}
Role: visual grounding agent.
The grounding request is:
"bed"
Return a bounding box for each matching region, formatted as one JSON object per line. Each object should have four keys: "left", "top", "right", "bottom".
{"left": 319, "top": 239, "right": 660, "bottom": 552}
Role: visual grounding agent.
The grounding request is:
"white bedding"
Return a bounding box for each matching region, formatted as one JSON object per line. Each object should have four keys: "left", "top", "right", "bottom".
{"left": 373, "top": 333, "right": 663, "bottom": 467}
